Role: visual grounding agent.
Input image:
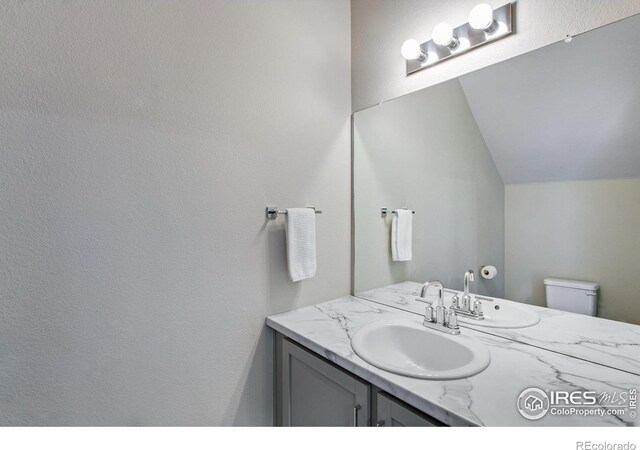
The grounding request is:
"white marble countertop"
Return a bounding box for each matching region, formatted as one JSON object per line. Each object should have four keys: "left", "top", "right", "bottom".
{"left": 267, "top": 295, "right": 639, "bottom": 426}
{"left": 357, "top": 282, "right": 640, "bottom": 376}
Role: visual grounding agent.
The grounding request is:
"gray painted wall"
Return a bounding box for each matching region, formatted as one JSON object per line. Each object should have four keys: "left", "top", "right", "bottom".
{"left": 351, "top": 0, "right": 640, "bottom": 111}
{"left": 354, "top": 79, "right": 504, "bottom": 296}
{"left": 505, "top": 179, "right": 640, "bottom": 325}
{"left": 0, "top": 1, "right": 351, "bottom": 425}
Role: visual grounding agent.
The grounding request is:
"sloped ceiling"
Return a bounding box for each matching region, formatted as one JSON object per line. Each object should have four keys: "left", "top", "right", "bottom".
{"left": 459, "top": 15, "right": 640, "bottom": 184}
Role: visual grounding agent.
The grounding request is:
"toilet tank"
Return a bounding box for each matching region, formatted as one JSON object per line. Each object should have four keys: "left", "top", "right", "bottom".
{"left": 544, "top": 278, "right": 599, "bottom": 316}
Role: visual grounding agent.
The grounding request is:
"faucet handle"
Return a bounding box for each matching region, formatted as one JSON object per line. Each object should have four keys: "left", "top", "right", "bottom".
{"left": 473, "top": 297, "right": 483, "bottom": 316}
{"left": 447, "top": 309, "right": 459, "bottom": 330}
{"left": 424, "top": 306, "right": 435, "bottom": 323}
{"left": 451, "top": 294, "right": 460, "bottom": 309}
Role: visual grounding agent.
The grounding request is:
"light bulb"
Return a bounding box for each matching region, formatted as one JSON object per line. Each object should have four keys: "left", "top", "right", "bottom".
{"left": 401, "top": 39, "right": 425, "bottom": 61}
{"left": 469, "top": 4, "right": 496, "bottom": 31}
{"left": 432, "top": 22, "right": 458, "bottom": 47}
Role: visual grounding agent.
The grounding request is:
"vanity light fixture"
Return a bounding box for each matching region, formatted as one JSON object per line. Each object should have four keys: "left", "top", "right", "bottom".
{"left": 401, "top": 38, "right": 426, "bottom": 61}
{"left": 469, "top": 3, "right": 498, "bottom": 33}
{"left": 402, "top": 2, "right": 513, "bottom": 75}
{"left": 432, "top": 22, "right": 459, "bottom": 48}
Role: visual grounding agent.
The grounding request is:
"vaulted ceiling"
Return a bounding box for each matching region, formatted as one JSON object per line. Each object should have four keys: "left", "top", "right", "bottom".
{"left": 459, "top": 14, "right": 640, "bottom": 184}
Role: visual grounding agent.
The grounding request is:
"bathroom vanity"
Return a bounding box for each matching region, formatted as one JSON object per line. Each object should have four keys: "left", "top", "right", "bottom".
{"left": 267, "top": 296, "right": 640, "bottom": 427}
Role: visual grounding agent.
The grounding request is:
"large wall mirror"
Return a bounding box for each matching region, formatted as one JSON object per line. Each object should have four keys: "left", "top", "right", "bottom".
{"left": 353, "top": 14, "right": 640, "bottom": 374}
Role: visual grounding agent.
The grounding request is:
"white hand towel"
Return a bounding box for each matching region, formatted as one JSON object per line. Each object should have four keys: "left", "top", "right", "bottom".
{"left": 285, "top": 208, "right": 317, "bottom": 282}
{"left": 392, "top": 209, "right": 412, "bottom": 262}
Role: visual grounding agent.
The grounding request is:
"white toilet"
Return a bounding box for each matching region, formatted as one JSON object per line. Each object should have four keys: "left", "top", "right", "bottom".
{"left": 544, "top": 278, "right": 599, "bottom": 316}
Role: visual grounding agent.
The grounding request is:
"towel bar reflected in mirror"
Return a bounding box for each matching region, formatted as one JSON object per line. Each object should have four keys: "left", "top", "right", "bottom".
{"left": 381, "top": 207, "right": 415, "bottom": 218}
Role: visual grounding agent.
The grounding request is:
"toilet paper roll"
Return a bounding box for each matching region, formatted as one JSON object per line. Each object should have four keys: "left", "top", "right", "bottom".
{"left": 481, "top": 265, "right": 497, "bottom": 280}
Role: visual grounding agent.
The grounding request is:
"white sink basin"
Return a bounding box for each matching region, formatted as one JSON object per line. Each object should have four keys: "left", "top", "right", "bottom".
{"left": 351, "top": 319, "right": 491, "bottom": 380}
{"left": 450, "top": 298, "right": 540, "bottom": 329}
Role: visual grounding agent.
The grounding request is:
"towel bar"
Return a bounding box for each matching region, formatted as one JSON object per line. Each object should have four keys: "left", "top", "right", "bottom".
{"left": 381, "top": 207, "right": 415, "bottom": 218}
{"left": 266, "top": 206, "right": 322, "bottom": 220}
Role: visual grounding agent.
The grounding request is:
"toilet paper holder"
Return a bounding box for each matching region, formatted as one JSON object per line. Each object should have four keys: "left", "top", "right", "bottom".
{"left": 480, "top": 265, "right": 498, "bottom": 280}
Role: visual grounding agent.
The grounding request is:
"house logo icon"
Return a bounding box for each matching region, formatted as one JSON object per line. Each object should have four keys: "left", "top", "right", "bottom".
{"left": 517, "top": 388, "right": 550, "bottom": 420}
{"left": 525, "top": 395, "right": 544, "bottom": 411}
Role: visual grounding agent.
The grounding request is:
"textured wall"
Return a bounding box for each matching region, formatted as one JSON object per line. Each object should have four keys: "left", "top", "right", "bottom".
{"left": 351, "top": 0, "right": 640, "bottom": 111}
{"left": 0, "top": 1, "right": 351, "bottom": 425}
{"left": 353, "top": 79, "right": 504, "bottom": 296}
{"left": 505, "top": 179, "right": 640, "bottom": 325}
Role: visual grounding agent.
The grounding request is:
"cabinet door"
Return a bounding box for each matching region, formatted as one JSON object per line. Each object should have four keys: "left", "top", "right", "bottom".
{"left": 277, "top": 335, "right": 370, "bottom": 426}
{"left": 376, "top": 392, "right": 443, "bottom": 427}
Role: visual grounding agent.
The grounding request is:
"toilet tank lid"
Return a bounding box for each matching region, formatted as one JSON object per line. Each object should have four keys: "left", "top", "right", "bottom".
{"left": 544, "top": 278, "right": 599, "bottom": 291}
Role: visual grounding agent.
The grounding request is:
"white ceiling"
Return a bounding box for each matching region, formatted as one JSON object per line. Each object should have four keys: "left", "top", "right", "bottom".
{"left": 459, "top": 14, "right": 640, "bottom": 184}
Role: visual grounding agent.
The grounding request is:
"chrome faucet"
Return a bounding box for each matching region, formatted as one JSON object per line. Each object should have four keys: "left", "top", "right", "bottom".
{"left": 462, "top": 270, "right": 474, "bottom": 310}
{"left": 420, "top": 281, "right": 460, "bottom": 335}
{"left": 451, "top": 270, "right": 484, "bottom": 320}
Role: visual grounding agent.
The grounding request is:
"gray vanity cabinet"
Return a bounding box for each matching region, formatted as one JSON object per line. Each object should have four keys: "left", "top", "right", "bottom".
{"left": 276, "top": 335, "right": 370, "bottom": 426}
{"left": 275, "top": 332, "right": 445, "bottom": 427}
{"left": 375, "top": 391, "right": 442, "bottom": 427}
